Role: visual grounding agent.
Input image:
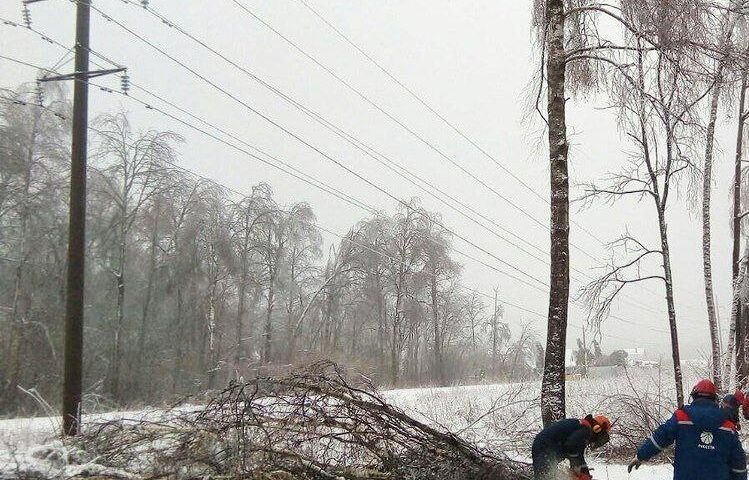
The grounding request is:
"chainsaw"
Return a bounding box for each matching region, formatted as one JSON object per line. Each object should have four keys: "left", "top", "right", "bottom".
{"left": 560, "top": 465, "right": 594, "bottom": 480}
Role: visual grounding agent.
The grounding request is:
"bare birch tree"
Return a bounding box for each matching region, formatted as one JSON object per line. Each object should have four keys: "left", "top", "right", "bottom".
{"left": 699, "top": 0, "right": 749, "bottom": 390}
{"left": 533, "top": 0, "right": 572, "bottom": 427}
{"left": 532, "top": 0, "right": 605, "bottom": 425}
{"left": 578, "top": 3, "right": 714, "bottom": 404}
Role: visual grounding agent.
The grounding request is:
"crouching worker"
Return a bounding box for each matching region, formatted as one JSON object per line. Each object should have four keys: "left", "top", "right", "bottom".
{"left": 532, "top": 414, "right": 611, "bottom": 480}
{"left": 723, "top": 389, "right": 749, "bottom": 429}
{"left": 628, "top": 379, "right": 747, "bottom": 480}
{"left": 722, "top": 393, "right": 743, "bottom": 429}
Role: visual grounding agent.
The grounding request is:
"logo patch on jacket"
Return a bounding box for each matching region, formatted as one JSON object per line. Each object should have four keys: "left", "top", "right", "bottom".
{"left": 699, "top": 431, "right": 715, "bottom": 449}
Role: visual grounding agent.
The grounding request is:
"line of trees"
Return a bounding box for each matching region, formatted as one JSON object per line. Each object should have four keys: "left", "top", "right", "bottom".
{"left": 535, "top": 0, "right": 749, "bottom": 421}
{"left": 0, "top": 85, "right": 544, "bottom": 415}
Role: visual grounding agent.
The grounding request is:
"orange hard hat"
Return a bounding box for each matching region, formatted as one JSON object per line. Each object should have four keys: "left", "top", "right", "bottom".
{"left": 593, "top": 415, "right": 612, "bottom": 433}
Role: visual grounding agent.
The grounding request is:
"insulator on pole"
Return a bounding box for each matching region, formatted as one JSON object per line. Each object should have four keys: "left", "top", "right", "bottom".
{"left": 22, "top": 4, "right": 32, "bottom": 28}
{"left": 140, "top": 0, "right": 149, "bottom": 7}
{"left": 120, "top": 71, "right": 130, "bottom": 95}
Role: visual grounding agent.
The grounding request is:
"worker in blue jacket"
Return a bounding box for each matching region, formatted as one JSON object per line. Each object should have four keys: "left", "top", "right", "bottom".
{"left": 628, "top": 379, "right": 747, "bottom": 480}
{"left": 532, "top": 414, "right": 611, "bottom": 480}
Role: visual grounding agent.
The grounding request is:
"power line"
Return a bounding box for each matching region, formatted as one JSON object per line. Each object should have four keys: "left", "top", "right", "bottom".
{"left": 229, "top": 0, "right": 706, "bottom": 317}
{"left": 1, "top": 21, "right": 678, "bottom": 336}
{"left": 14, "top": 14, "right": 672, "bottom": 335}
{"left": 0, "top": 26, "right": 560, "bottom": 301}
{"left": 3, "top": 5, "right": 688, "bottom": 343}
{"left": 0, "top": 54, "right": 669, "bottom": 347}
{"left": 292, "top": 0, "right": 711, "bottom": 317}
{"left": 9, "top": 0, "right": 675, "bottom": 326}
{"left": 111, "top": 2, "right": 553, "bottom": 269}
{"left": 89, "top": 1, "right": 670, "bottom": 320}
{"left": 78, "top": 1, "right": 553, "bottom": 292}
{"left": 0, "top": 37, "right": 675, "bottom": 339}
{"left": 295, "top": 0, "right": 609, "bottom": 246}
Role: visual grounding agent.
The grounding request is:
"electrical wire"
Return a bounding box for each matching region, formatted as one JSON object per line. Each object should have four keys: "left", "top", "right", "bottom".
{"left": 5, "top": 87, "right": 660, "bottom": 347}
{"left": 0, "top": 39, "right": 674, "bottom": 343}
{"left": 228, "top": 0, "right": 706, "bottom": 316}
{"left": 76, "top": 1, "right": 554, "bottom": 292}
{"left": 111, "top": 0, "right": 676, "bottom": 321}
{"left": 1, "top": 19, "right": 674, "bottom": 336}
{"left": 0, "top": 23, "right": 566, "bottom": 300}
{"left": 296, "top": 0, "right": 609, "bottom": 246}
{"left": 77, "top": 3, "right": 674, "bottom": 326}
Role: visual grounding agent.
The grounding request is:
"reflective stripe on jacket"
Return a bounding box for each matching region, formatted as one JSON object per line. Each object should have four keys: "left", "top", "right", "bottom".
{"left": 637, "top": 398, "right": 747, "bottom": 480}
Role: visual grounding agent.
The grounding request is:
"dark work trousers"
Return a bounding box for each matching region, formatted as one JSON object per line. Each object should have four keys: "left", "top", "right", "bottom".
{"left": 532, "top": 444, "right": 561, "bottom": 480}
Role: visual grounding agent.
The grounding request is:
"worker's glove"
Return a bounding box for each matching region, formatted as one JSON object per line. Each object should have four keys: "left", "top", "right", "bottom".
{"left": 627, "top": 457, "right": 642, "bottom": 473}
{"left": 574, "top": 472, "right": 593, "bottom": 480}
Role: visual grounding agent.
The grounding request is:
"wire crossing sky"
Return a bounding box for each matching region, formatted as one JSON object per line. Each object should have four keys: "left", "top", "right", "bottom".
{"left": 0, "top": 0, "right": 729, "bottom": 356}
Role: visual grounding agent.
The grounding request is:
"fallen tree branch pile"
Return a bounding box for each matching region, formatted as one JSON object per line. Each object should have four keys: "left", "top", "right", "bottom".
{"left": 78, "top": 361, "right": 532, "bottom": 479}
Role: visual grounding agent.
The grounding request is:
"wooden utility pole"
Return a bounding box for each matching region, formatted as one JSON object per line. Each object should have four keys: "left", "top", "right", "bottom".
{"left": 32, "top": 0, "right": 123, "bottom": 435}
{"left": 62, "top": 0, "right": 91, "bottom": 436}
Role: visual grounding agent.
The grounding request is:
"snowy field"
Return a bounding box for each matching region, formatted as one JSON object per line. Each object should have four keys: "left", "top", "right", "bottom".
{"left": 0, "top": 369, "right": 693, "bottom": 479}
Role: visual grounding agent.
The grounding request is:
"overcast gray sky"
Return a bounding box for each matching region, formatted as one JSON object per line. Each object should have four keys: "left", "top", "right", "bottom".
{"left": 0, "top": 0, "right": 735, "bottom": 359}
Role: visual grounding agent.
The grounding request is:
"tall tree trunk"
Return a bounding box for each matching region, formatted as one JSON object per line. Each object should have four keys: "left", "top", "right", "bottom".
{"left": 321, "top": 294, "right": 332, "bottom": 353}
{"left": 6, "top": 262, "right": 26, "bottom": 410}
{"left": 491, "top": 288, "right": 500, "bottom": 377}
{"left": 3, "top": 116, "right": 38, "bottom": 411}
{"left": 234, "top": 271, "right": 248, "bottom": 365}
{"left": 375, "top": 276, "right": 386, "bottom": 377}
{"left": 285, "top": 299, "right": 295, "bottom": 362}
{"left": 731, "top": 68, "right": 748, "bottom": 388}
{"left": 111, "top": 233, "right": 126, "bottom": 403}
{"left": 391, "top": 279, "right": 404, "bottom": 385}
{"left": 171, "top": 285, "right": 184, "bottom": 394}
{"left": 331, "top": 302, "right": 341, "bottom": 353}
{"left": 738, "top": 248, "right": 749, "bottom": 386}
{"left": 738, "top": 300, "right": 749, "bottom": 384}
{"left": 206, "top": 281, "right": 219, "bottom": 390}
{"left": 391, "top": 311, "right": 401, "bottom": 385}
{"left": 262, "top": 281, "right": 275, "bottom": 364}
{"left": 541, "top": 0, "right": 569, "bottom": 427}
{"left": 703, "top": 69, "right": 723, "bottom": 390}
{"left": 430, "top": 273, "right": 446, "bottom": 386}
{"left": 659, "top": 208, "right": 684, "bottom": 406}
{"left": 248, "top": 287, "right": 262, "bottom": 358}
{"left": 135, "top": 210, "right": 159, "bottom": 398}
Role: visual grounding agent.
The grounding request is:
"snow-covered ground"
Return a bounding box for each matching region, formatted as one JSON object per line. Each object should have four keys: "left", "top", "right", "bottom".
{"left": 579, "top": 464, "right": 674, "bottom": 479}
{"left": 381, "top": 373, "right": 680, "bottom": 479}
{"left": 0, "top": 370, "right": 689, "bottom": 478}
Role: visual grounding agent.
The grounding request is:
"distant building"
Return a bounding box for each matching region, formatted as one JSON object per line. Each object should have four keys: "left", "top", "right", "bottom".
{"left": 633, "top": 359, "right": 660, "bottom": 368}
{"left": 624, "top": 348, "right": 646, "bottom": 363}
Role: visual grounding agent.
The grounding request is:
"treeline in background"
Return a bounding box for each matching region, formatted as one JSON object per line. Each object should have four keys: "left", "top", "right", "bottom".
{"left": 0, "top": 84, "right": 545, "bottom": 416}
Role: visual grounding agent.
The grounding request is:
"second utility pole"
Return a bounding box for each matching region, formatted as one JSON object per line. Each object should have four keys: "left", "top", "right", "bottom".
{"left": 62, "top": 0, "right": 91, "bottom": 436}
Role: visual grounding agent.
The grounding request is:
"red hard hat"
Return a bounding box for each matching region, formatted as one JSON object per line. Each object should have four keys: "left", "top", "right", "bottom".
{"left": 691, "top": 379, "right": 718, "bottom": 399}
